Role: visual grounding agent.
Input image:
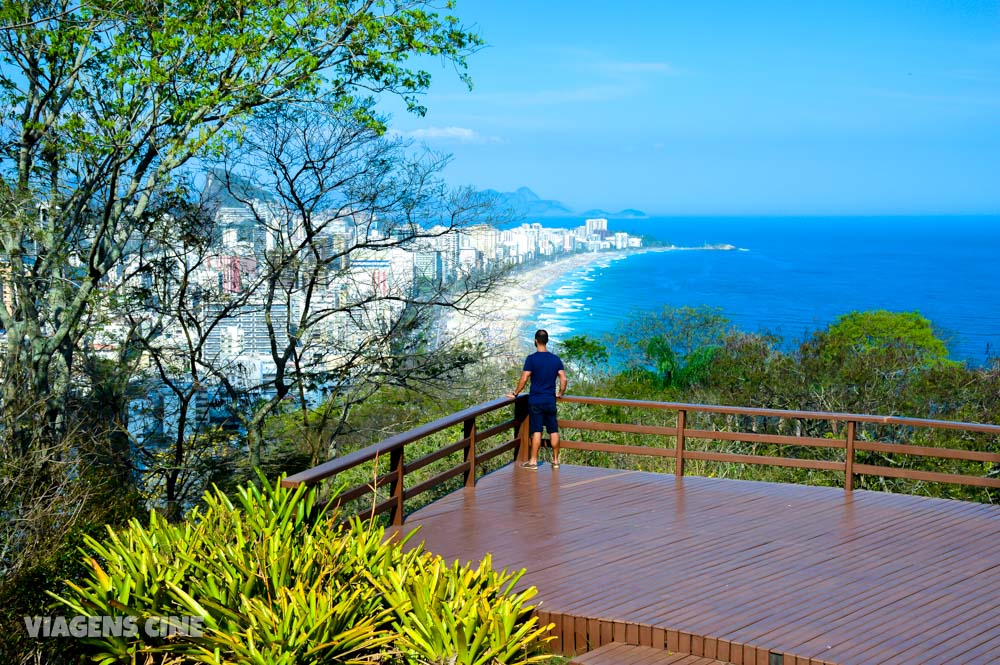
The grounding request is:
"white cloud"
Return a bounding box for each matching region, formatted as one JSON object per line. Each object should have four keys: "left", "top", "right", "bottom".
{"left": 404, "top": 126, "right": 504, "bottom": 144}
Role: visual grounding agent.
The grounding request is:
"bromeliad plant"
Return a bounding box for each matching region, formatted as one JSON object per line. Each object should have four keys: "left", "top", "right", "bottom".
{"left": 50, "top": 476, "right": 397, "bottom": 664}
{"left": 378, "top": 552, "right": 554, "bottom": 665}
{"left": 50, "top": 474, "right": 553, "bottom": 664}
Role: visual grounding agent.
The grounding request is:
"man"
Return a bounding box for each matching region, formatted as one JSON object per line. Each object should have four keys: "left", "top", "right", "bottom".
{"left": 507, "top": 329, "right": 568, "bottom": 470}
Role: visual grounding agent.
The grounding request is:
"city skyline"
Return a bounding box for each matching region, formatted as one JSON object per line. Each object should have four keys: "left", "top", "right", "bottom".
{"left": 379, "top": 1, "right": 1000, "bottom": 216}
{"left": 134, "top": 184, "right": 643, "bottom": 386}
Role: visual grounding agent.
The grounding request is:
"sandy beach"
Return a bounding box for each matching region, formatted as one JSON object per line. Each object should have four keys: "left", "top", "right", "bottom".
{"left": 443, "top": 249, "right": 647, "bottom": 365}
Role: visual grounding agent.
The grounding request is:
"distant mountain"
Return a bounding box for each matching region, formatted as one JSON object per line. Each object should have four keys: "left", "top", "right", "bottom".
{"left": 580, "top": 208, "right": 648, "bottom": 219}
{"left": 482, "top": 187, "right": 646, "bottom": 219}
{"left": 203, "top": 171, "right": 274, "bottom": 208}
{"left": 483, "top": 186, "right": 573, "bottom": 217}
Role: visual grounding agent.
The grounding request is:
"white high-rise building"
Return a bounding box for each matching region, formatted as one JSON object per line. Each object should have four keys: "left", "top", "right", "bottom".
{"left": 462, "top": 224, "right": 499, "bottom": 266}
{"left": 585, "top": 218, "right": 608, "bottom": 236}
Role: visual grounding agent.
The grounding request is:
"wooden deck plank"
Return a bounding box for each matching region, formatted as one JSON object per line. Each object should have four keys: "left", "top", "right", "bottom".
{"left": 715, "top": 566, "right": 946, "bottom": 653}
{"left": 568, "top": 642, "right": 734, "bottom": 665}
{"left": 391, "top": 464, "right": 1000, "bottom": 664}
{"left": 943, "top": 631, "right": 1000, "bottom": 664}
{"left": 782, "top": 558, "right": 1000, "bottom": 660}
{"left": 456, "top": 472, "right": 992, "bottom": 652}
{"left": 716, "top": 543, "right": 1000, "bottom": 653}
{"left": 879, "top": 602, "right": 1000, "bottom": 664}
{"left": 592, "top": 496, "right": 992, "bottom": 644}
{"left": 840, "top": 606, "right": 1000, "bottom": 663}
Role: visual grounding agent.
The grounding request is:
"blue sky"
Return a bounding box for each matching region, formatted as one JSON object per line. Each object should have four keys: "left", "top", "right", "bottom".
{"left": 380, "top": 1, "right": 1000, "bottom": 215}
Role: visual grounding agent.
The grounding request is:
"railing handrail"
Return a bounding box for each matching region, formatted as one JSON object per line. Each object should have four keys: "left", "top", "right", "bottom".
{"left": 281, "top": 396, "right": 515, "bottom": 488}
{"left": 558, "top": 395, "right": 1000, "bottom": 434}
{"left": 282, "top": 394, "right": 1000, "bottom": 524}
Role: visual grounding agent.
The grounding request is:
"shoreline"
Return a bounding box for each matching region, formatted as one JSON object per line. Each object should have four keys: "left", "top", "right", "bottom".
{"left": 441, "top": 244, "right": 742, "bottom": 365}
{"left": 442, "top": 247, "right": 657, "bottom": 364}
{"left": 442, "top": 220, "right": 998, "bottom": 368}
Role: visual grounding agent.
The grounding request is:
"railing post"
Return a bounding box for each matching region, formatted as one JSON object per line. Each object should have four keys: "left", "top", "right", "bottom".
{"left": 464, "top": 416, "right": 477, "bottom": 488}
{"left": 514, "top": 396, "right": 530, "bottom": 463}
{"left": 388, "top": 446, "right": 405, "bottom": 526}
{"left": 676, "top": 409, "right": 686, "bottom": 477}
{"left": 845, "top": 420, "right": 856, "bottom": 492}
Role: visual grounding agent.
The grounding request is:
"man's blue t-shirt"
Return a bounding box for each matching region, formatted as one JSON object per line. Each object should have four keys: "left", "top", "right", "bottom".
{"left": 523, "top": 351, "right": 564, "bottom": 404}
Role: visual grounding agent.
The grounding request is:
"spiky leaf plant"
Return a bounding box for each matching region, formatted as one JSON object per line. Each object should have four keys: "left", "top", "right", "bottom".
{"left": 51, "top": 474, "right": 552, "bottom": 664}
{"left": 378, "top": 552, "right": 554, "bottom": 665}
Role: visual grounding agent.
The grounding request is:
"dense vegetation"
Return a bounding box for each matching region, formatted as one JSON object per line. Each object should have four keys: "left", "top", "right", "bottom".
{"left": 552, "top": 307, "right": 1000, "bottom": 502}
{"left": 51, "top": 476, "right": 553, "bottom": 664}
{"left": 1, "top": 0, "right": 495, "bottom": 661}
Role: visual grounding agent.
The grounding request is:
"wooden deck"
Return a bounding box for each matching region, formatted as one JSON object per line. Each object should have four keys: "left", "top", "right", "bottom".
{"left": 569, "top": 643, "right": 734, "bottom": 664}
{"left": 389, "top": 464, "right": 1000, "bottom": 665}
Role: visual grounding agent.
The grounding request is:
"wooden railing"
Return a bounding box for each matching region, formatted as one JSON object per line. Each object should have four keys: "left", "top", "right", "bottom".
{"left": 558, "top": 396, "right": 1000, "bottom": 492}
{"left": 281, "top": 395, "right": 1000, "bottom": 524}
{"left": 281, "top": 396, "right": 531, "bottom": 525}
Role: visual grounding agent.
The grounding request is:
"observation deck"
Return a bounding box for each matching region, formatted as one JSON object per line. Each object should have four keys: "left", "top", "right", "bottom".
{"left": 283, "top": 396, "right": 1000, "bottom": 664}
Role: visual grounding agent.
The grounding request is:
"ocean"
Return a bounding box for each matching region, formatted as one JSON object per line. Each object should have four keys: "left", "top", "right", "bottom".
{"left": 529, "top": 216, "right": 1000, "bottom": 366}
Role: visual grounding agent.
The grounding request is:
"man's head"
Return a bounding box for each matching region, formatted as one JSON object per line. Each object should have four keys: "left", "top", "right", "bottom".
{"left": 534, "top": 329, "right": 549, "bottom": 347}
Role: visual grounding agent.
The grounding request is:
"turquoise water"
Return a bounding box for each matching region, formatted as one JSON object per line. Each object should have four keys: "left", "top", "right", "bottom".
{"left": 529, "top": 216, "right": 1000, "bottom": 365}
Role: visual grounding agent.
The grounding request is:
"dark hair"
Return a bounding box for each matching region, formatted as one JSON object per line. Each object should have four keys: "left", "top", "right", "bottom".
{"left": 534, "top": 329, "right": 548, "bottom": 345}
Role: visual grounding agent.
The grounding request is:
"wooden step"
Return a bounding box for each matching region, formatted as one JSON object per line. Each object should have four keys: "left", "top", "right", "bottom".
{"left": 569, "top": 642, "right": 736, "bottom": 665}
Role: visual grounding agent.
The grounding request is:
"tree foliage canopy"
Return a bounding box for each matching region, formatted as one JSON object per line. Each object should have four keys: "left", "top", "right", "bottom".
{"left": 612, "top": 305, "right": 729, "bottom": 388}
{"left": 812, "top": 310, "right": 952, "bottom": 367}
{"left": 0, "top": 3, "right": 485, "bottom": 659}
{"left": 558, "top": 334, "right": 609, "bottom": 375}
{"left": 0, "top": 0, "right": 482, "bottom": 415}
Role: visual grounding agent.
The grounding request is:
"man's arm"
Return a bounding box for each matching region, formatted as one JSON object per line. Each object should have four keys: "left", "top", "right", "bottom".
{"left": 557, "top": 369, "right": 567, "bottom": 398}
{"left": 506, "top": 370, "right": 532, "bottom": 398}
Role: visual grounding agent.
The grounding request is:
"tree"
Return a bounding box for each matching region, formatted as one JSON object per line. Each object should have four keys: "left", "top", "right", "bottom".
{"left": 0, "top": 1, "right": 483, "bottom": 653}
{"left": 612, "top": 305, "right": 730, "bottom": 390}
{"left": 813, "top": 310, "right": 952, "bottom": 368}
{"left": 797, "top": 310, "right": 955, "bottom": 414}
{"left": 0, "top": 0, "right": 480, "bottom": 457}
{"left": 558, "top": 334, "right": 609, "bottom": 379}
{"left": 689, "top": 331, "right": 787, "bottom": 406}
{"left": 0, "top": 0, "right": 481, "bottom": 433}
{"left": 120, "top": 100, "right": 505, "bottom": 514}
{"left": 213, "top": 100, "right": 503, "bottom": 468}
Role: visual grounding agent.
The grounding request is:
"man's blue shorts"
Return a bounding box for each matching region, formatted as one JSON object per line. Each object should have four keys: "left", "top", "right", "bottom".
{"left": 529, "top": 401, "right": 559, "bottom": 435}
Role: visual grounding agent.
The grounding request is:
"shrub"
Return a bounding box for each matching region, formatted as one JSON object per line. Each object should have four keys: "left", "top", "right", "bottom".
{"left": 380, "top": 553, "right": 553, "bottom": 665}
{"left": 50, "top": 475, "right": 552, "bottom": 664}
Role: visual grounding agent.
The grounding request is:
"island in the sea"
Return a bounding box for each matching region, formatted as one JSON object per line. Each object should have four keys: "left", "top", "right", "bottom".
{"left": 579, "top": 207, "right": 648, "bottom": 219}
